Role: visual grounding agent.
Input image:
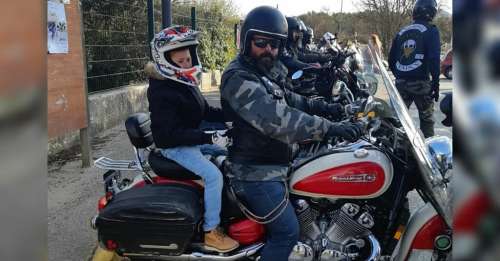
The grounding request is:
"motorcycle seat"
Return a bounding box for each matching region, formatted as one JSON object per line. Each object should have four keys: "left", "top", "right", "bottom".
{"left": 148, "top": 151, "right": 201, "bottom": 180}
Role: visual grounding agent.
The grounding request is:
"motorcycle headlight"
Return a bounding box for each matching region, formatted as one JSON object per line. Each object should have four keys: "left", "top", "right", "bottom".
{"left": 426, "top": 136, "right": 453, "bottom": 179}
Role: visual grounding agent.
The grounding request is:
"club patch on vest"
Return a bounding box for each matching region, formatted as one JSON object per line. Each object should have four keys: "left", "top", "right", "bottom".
{"left": 403, "top": 39, "right": 416, "bottom": 58}
{"left": 396, "top": 24, "right": 427, "bottom": 73}
{"left": 396, "top": 60, "right": 423, "bottom": 72}
{"left": 398, "top": 24, "right": 428, "bottom": 35}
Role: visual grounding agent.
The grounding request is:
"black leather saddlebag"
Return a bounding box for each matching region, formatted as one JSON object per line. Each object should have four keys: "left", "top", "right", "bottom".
{"left": 95, "top": 184, "right": 202, "bottom": 256}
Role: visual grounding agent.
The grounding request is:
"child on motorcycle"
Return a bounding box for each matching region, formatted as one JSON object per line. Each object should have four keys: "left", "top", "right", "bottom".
{"left": 145, "top": 26, "right": 239, "bottom": 253}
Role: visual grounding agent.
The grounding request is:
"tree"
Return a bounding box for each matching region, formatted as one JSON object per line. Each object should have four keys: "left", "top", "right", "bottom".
{"left": 358, "top": 0, "right": 416, "bottom": 55}
{"left": 299, "top": 11, "right": 388, "bottom": 46}
{"left": 435, "top": 3, "right": 452, "bottom": 51}
{"left": 193, "top": 0, "right": 239, "bottom": 70}
{"left": 173, "top": 0, "right": 239, "bottom": 70}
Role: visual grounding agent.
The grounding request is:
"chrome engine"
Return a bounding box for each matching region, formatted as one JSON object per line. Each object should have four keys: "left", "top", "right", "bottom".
{"left": 289, "top": 200, "right": 381, "bottom": 261}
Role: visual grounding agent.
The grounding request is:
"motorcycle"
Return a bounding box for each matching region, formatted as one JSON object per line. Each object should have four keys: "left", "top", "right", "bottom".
{"left": 291, "top": 41, "right": 378, "bottom": 104}
{"left": 90, "top": 46, "right": 452, "bottom": 261}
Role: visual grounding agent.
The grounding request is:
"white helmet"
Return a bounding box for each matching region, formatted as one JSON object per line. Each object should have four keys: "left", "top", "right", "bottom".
{"left": 322, "top": 32, "right": 336, "bottom": 44}
{"left": 150, "top": 25, "right": 202, "bottom": 86}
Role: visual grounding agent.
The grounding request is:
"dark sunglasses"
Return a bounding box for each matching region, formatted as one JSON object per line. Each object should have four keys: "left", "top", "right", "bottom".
{"left": 253, "top": 38, "right": 281, "bottom": 49}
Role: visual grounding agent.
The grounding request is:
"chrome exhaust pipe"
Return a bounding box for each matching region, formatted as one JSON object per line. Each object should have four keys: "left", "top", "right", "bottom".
{"left": 367, "top": 234, "right": 381, "bottom": 261}
{"left": 123, "top": 242, "right": 264, "bottom": 260}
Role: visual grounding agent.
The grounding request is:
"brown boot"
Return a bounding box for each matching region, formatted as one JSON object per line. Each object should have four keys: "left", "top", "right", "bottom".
{"left": 204, "top": 227, "right": 239, "bottom": 253}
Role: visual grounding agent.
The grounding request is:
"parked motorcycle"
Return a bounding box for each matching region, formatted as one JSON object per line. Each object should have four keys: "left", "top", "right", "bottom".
{"left": 90, "top": 46, "right": 452, "bottom": 261}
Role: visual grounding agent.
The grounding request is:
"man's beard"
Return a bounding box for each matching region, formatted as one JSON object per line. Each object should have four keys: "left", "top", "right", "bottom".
{"left": 255, "top": 52, "right": 277, "bottom": 71}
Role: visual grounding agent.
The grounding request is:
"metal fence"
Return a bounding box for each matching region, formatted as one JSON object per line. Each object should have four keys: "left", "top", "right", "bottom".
{"left": 82, "top": 0, "right": 152, "bottom": 93}
{"left": 82, "top": 0, "right": 236, "bottom": 93}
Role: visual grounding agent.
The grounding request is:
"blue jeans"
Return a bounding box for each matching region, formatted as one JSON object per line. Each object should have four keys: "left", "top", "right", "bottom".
{"left": 231, "top": 179, "right": 299, "bottom": 261}
{"left": 161, "top": 144, "right": 227, "bottom": 231}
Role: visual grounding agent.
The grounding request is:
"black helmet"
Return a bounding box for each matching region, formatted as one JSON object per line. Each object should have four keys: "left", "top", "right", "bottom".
{"left": 303, "top": 26, "right": 314, "bottom": 45}
{"left": 286, "top": 17, "right": 301, "bottom": 40}
{"left": 297, "top": 19, "right": 307, "bottom": 32}
{"left": 413, "top": 0, "right": 438, "bottom": 21}
{"left": 240, "top": 6, "right": 288, "bottom": 55}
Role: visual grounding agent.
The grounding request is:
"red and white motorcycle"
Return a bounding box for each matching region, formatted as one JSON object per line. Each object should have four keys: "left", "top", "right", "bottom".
{"left": 91, "top": 47, "right": 452, "bottom": 261}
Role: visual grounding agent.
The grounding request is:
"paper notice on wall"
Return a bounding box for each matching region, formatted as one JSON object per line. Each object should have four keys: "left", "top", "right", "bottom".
{"left": 47, "top": 1, "right": 68, "bottom": 53}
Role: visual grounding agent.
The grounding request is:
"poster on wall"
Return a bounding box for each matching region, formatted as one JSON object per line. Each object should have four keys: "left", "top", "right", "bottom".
{"left": 47, "top": 0, "right": 68, "bottom": 53}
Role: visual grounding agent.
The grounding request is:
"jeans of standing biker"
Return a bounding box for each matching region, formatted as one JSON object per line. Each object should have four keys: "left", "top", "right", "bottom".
{"left": 231, "top": 178, "right": 299, "bottom": 261}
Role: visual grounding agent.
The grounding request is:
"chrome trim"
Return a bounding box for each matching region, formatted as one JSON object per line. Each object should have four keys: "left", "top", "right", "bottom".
{"left": 133, "top": 147, "right": 144, "bottom": 172}
{"left": 94, "top": 156, "right": 142, "bottom": 171}
{"left": 134, "top": 147, "right": 154, "bottom": 183}
{"left": 367, "top": 234, "right": 381, "bottom": 261}
{"left": 139, "top": 244, "right": 179, "bottom": 250}
{"left": 425, "top": 136, "right": 453, "bottom": 175}
{"left": 353, "top": 148, "right": 369, "bottom": 158}
{"left": 288, "top": 242, "right": 313, "bottom": 261}
{"left": 331, "top": 173, "right": 377, "bottom": 183}
{"left": 123, "top": 242, "right": 264, "bottom": 260}
{"left": 434, "top": 234, "right": 452, "bottom": 251}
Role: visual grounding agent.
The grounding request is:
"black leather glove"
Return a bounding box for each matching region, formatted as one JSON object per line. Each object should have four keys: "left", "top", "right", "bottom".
{"left": 327, "top": 103, "right": 344, "bottom": 121}
{"left": 325, "top": 122, "right": 365, "bottom": 142}
{"left": 432, "top": 81, "right": 440, "bottom": 102}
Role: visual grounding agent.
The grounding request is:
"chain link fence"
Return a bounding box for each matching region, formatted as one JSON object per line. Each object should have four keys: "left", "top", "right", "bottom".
{"left": 82, "top": 0, "right": 151, "bottom": 93}
{"left": 82, "top": 0, "right": 237, "bottom": 93}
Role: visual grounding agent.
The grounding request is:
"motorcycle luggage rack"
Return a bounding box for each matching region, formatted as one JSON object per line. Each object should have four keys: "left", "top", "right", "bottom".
{"left": 94, "top": 147, "right": 154, "bottom": 184}
{"left": 94, "top": 157, "right": 142, "bottom": 171}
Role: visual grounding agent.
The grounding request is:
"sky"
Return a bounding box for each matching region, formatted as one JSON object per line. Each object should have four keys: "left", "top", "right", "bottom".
{"left": 232, "top": 0, "right": 452, "bottom": 17}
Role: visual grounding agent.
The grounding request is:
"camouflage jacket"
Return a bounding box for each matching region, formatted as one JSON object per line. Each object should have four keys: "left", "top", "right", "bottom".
{"left": 220, "top": 55, "right": 337, "bottom": 181}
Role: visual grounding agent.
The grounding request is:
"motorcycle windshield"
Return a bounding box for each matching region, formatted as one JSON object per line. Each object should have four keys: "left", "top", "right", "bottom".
{"left": 359, "top": 45, "right": 452, "bottom": 227}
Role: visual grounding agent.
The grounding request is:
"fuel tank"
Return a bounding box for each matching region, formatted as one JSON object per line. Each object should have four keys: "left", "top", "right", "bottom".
{"left": 290, "top": 147, "right": 393, "bottom": 199}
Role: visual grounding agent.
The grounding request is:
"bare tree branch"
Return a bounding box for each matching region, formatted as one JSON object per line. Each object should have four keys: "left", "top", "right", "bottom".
{"left": 358, "top": 0, "right": 416, "bottom": 55}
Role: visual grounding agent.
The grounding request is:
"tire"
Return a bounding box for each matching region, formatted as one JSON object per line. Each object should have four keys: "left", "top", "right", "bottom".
{"left": 444, "top": 66, "right": 452, "bottom": 80}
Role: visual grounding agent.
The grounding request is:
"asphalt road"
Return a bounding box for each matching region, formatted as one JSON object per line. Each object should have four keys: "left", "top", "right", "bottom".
{"left": 48, "top": 77, "right": 452, "bottom": 261}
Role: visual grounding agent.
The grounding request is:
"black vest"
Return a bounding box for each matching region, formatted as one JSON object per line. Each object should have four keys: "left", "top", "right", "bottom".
{"left": 221, "top": 56, "right": 293, "bottom": 164}
{"left": 393, "top": 22, "right": 431, "bottom": 80}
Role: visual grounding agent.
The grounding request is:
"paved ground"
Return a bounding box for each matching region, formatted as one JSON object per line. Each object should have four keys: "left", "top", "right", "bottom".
{"left": 48, "top": 78, "right": 452, "bottom": 261}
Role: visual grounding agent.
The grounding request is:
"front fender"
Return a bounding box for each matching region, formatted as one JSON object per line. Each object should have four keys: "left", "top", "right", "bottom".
{"left": 391, "top": 203, "right": 449, "bottom": 261}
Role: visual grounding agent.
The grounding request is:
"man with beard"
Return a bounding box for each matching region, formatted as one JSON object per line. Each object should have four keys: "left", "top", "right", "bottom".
{"left": 220, "top": 6, "right": 364, "bottom": 261}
